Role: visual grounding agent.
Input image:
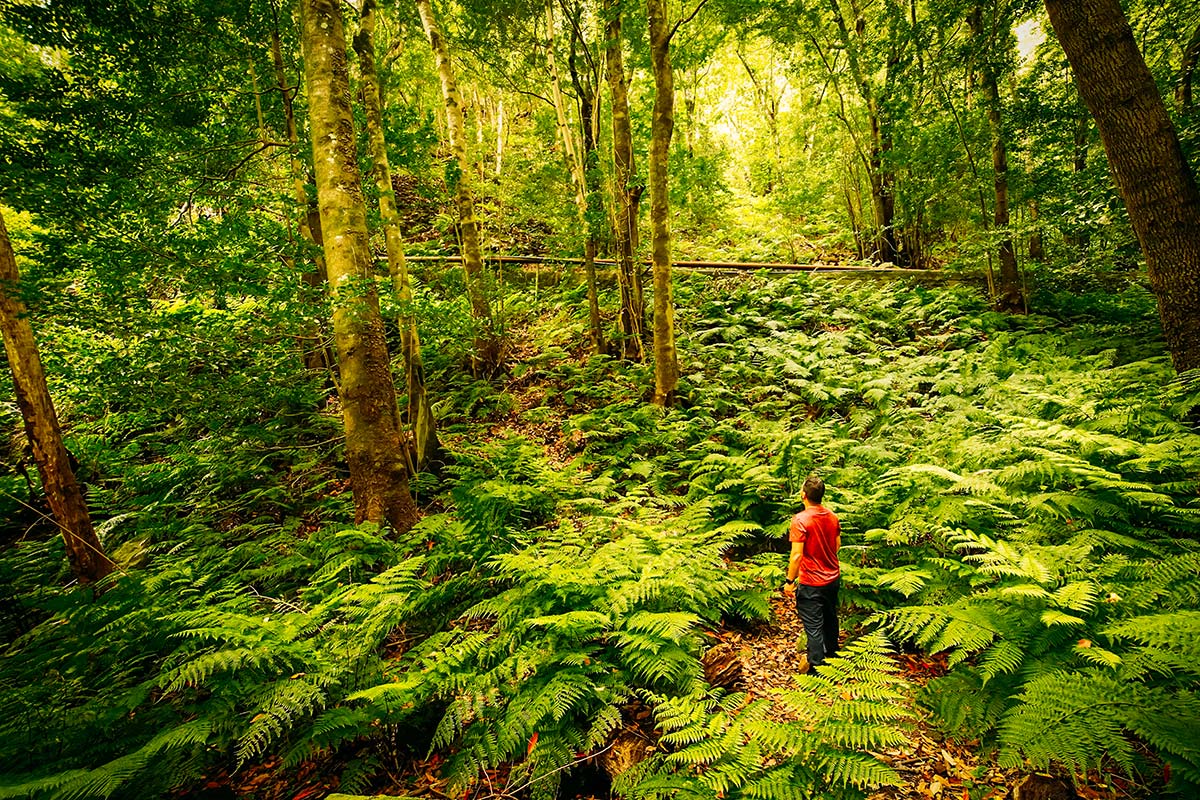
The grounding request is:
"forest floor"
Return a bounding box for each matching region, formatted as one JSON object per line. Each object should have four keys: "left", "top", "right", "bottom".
{"left": 183, "top": 307, "right": 1166, "bottom": 800}
{"left": 731, "top": 597, "right": 1107, "bottom": 800}
{"left": 207, "top": 594, "right": 1126, "bottom": 800}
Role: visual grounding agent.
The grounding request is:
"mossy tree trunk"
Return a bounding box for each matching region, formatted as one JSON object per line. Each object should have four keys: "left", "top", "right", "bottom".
{"left": 1045, "top": 0, "right": 1200, "bottom": 372}
{"left": 969, "top": 6, "right": 1022, "bottom": 313}
{"left": 415, "top": 0, "right": 498, "bottom": 374}
{"left": 604, "top": 0, "right": 645, "bottom": 361}
{"left": 647, "top": 0, "right": 680, "bottom": 406}
{"left": 353, "top": 0, "right": 440, "bottom": 469}
{"left": 270, "top": 6, "right": 331, "bottom": 374}
{"left": 0, "top": 209, "right": 114, "bottom": 585}
{"left": 300, "top": 0, "right": 417, "bottom": 531}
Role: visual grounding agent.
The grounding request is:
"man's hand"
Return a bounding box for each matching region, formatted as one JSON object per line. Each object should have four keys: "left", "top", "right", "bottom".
{"left": 782, "top": 581, "right": 795, "bottom": 597}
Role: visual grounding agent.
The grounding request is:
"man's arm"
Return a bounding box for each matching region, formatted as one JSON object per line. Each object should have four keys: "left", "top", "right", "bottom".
{"left": 783, "top": 540, "right": 803, "bottom": 595}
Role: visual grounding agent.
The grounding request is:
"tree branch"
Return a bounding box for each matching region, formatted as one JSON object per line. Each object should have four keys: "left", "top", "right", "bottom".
{"left": 668, "top": 0, "right": 712, "bottom": 42}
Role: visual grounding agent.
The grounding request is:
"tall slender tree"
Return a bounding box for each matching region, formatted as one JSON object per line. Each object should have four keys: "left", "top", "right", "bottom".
{"left": 300, "top": 0, "right": 418, "bottom": 530}
{"left": 353, "top": 0, "right": 440, "bottom": 468}
{"left": 566, "top": 2, "right": 608, "bottom": 357}
{"left": 269, "top": 0, "right": 332, "bottom": 373}
{"left": 0, "top": 208, "right": 114, "bottom": 585}
{"left": 646, "top": 0, "right": 682, "bottom": 405}
{"left": 821, "top": 0, "right": 901, "bottom": 264}
{"left": 546, "top": 2, "right": 605, "bottom": 355}
{"left": 415, "top": 0, "right": 499, "bottom": 374}
{"left": 604, "top": 0, "right": 645, "bottom": 360}
{"left": 1045, "top": 0, "right": 1200, "bottom": 372}
{"left": 968, "top": 4, "right": 1022, "bottom": 312}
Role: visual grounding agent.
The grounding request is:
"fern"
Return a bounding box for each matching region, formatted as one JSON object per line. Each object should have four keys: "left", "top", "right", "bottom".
{"left": 617, "top": 633, "right": 912, "bottom": 800}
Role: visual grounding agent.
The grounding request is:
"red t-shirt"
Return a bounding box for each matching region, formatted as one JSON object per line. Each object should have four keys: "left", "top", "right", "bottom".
{"left": 789, "top": 505, "right": 841, "bottom": 586}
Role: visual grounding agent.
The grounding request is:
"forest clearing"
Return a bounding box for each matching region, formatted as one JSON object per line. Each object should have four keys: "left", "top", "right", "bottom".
{"left": 1, "top": 0, "right": 1198, "bottom": 799}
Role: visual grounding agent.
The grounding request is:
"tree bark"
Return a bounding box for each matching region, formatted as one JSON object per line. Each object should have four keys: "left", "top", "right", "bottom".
{"left": 1177, "top": 23, "right": 1200, "bottom": 111}
{"left": 547, "top": 5, "right": 605, "bottom": 355}
{"left": 647, "top": 0, "right": 680, "bottom": 406}
{"left": 828, "top": 0, "right": 897, "bottom": 264}
{"left": 0, "top": 209, "right": 114, "bottom": 585}
{"left": 494, "top": 97, "right": 505, "bottom": 176}
{"left": 1062, "top": 109, "right": 1091, "bottom": 256}
{"left": 300, "top": 0, "right": 418, "bottom": 531}
{"left": 1045, "top": 0, "right": 1200, "bottom": 372}
{"left": 1028, "top": 201, "right": 1045, "bottom": 261}
{"left": 567, "top": 7, "right": 607, "bottom": 356}
{"left": 353, "top": 0, "right": 440, "bottom": 469}
{"left": 415, "top": 0, "right": 498, "bottom": 373}
{"left": 969, "top": 6, "right": 1022, "bottom": 313}
{"left": 604, "top": 0, "right": 644, "bottom": 360}
{"left": 270, "top": 9, "right": 332, "bottom": 373}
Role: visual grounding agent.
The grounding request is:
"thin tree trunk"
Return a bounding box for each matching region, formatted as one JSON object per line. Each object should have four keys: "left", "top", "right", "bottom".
{"left": 300, "top": 0, "right": 418, "bottom": 530}
{"left": 415, "top": 0, "right": 497, "bottom": 373}
{"left": 1028, "top": 200, "right": 1045, "bottom": 261}
{"left": 270, "top": 7, "right": 331, "bottom": 373}
{"left": 604, "top": 0, "right": 644, "bottom": 360}
{"left": 353, "top": 0, "right": 439, "bottom": 469}
{"left": 829, "top": 0, "right": 897, "bottom": 263}
{"left": 647, "top": 0, "right": 679, "bottom": 406}
{"left": 1177, "top": 23, "right": 1200, "bottom": 110}
{"left": 0, "top": 209, "right": 114, "bottom": 585}
{"left": 1063, "top": 109, "right": 1091, "bottom": 256}
{"left": 969, "top": 6, "right": 1022, "bottom": 312}
{"left": 494, "top": 97, "right": 505, "bottom": 176}
{"left": 563, "top": 6, "right": 607, "bottom": 355}
{"left": 1045, "top": 0, "right": 1200, "bottom": 372}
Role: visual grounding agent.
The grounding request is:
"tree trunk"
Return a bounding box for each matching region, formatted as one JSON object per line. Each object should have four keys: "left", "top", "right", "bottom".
{"left": 1062, "top": 110, "right": 1091, "bottom": 256}
{"left": 353, "top": 0, "right": 440, "bottom": 469}
{"left": 415, "top": 0, "right": 497, "bottom": 374}
{"left": 567, "top": 9, "right": 607, "bottom": 357}
{"left": 300, "top": 0, "right": 418, "bottom": 531}
{"left": 0, "top": 209, "right": 114, "bottom": 585}
{"left": 1177, "top": 23, "right": 1200, "bottom": 111}
{"left": 546, "top": 6, "right": 605, "bottom": 355}
{"left": 1045, "top": 0, "right": 1200, "bottom": 372}
{"left": 734, "top": 49, "right": 785, "bottom": 194}
{"left": 1028, "top": 201, "right": 1045, "bottom": 261}
{"left": 494, "top": 97, "right": 505, "bottom": 176}
{"left": 828, "top": 0, "right": 897, "bottom": 264}
{"left": 270, "top": 10, "right": 332, "bottom": 374}
{"left": 969, "top": 6, "right": 1022, "bottom": 313}
{"left": 646, "top": 0, "right": 679, "bottom": 407}
{"left": 604, "top": 0, "right": 644, "bottom": 360}
{"left": 868, "top": 102, "right": 898, "bottom": 263}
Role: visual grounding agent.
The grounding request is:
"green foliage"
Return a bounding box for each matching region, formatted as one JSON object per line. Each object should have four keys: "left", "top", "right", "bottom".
{"left": 616, "top": 633, "right": 912, "bottom": 800}
{"left": 4, "top": 258, "right": 1198, "bottom": 800}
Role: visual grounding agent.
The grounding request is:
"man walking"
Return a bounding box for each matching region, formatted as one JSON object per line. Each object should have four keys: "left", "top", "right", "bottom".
{"left": 783, "top": 475, "right": 841, "bottom": 674}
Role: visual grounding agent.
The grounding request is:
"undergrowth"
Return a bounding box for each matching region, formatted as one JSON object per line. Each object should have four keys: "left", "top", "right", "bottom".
{"left": 2, "top": 273, "right": 1197, "bottom": 798}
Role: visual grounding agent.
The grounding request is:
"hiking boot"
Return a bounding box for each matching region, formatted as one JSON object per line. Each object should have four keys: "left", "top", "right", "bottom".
{"left": 797, "top": 653, "right": 811, "bottom": 675}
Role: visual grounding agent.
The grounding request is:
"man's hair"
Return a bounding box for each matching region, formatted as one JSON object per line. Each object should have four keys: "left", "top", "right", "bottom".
{"left": 802, "top": 475, "right": 825, "bottom": 504}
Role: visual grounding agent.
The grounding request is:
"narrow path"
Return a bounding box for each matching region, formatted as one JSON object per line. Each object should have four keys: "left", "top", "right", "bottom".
{"left": 726, "top": 596, "right": 1114, "bottom": 800}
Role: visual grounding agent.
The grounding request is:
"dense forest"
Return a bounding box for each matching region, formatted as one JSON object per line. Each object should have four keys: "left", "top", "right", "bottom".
{"left": 1, "top": 0, "right": 1199, "bottom": 798}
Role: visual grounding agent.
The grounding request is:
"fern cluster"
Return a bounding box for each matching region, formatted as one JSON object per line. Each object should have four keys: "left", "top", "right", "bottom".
{"left": 616, "top": 633, "right": 913, "bottom": 800}
{"left": 4, "top": 273, "right": 1197, "bottom": 798}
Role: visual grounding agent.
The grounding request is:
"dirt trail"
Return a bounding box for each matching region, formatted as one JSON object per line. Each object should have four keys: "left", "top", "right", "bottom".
{"left": 724, "top": 596, "right": 1126, "bottom": 800}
